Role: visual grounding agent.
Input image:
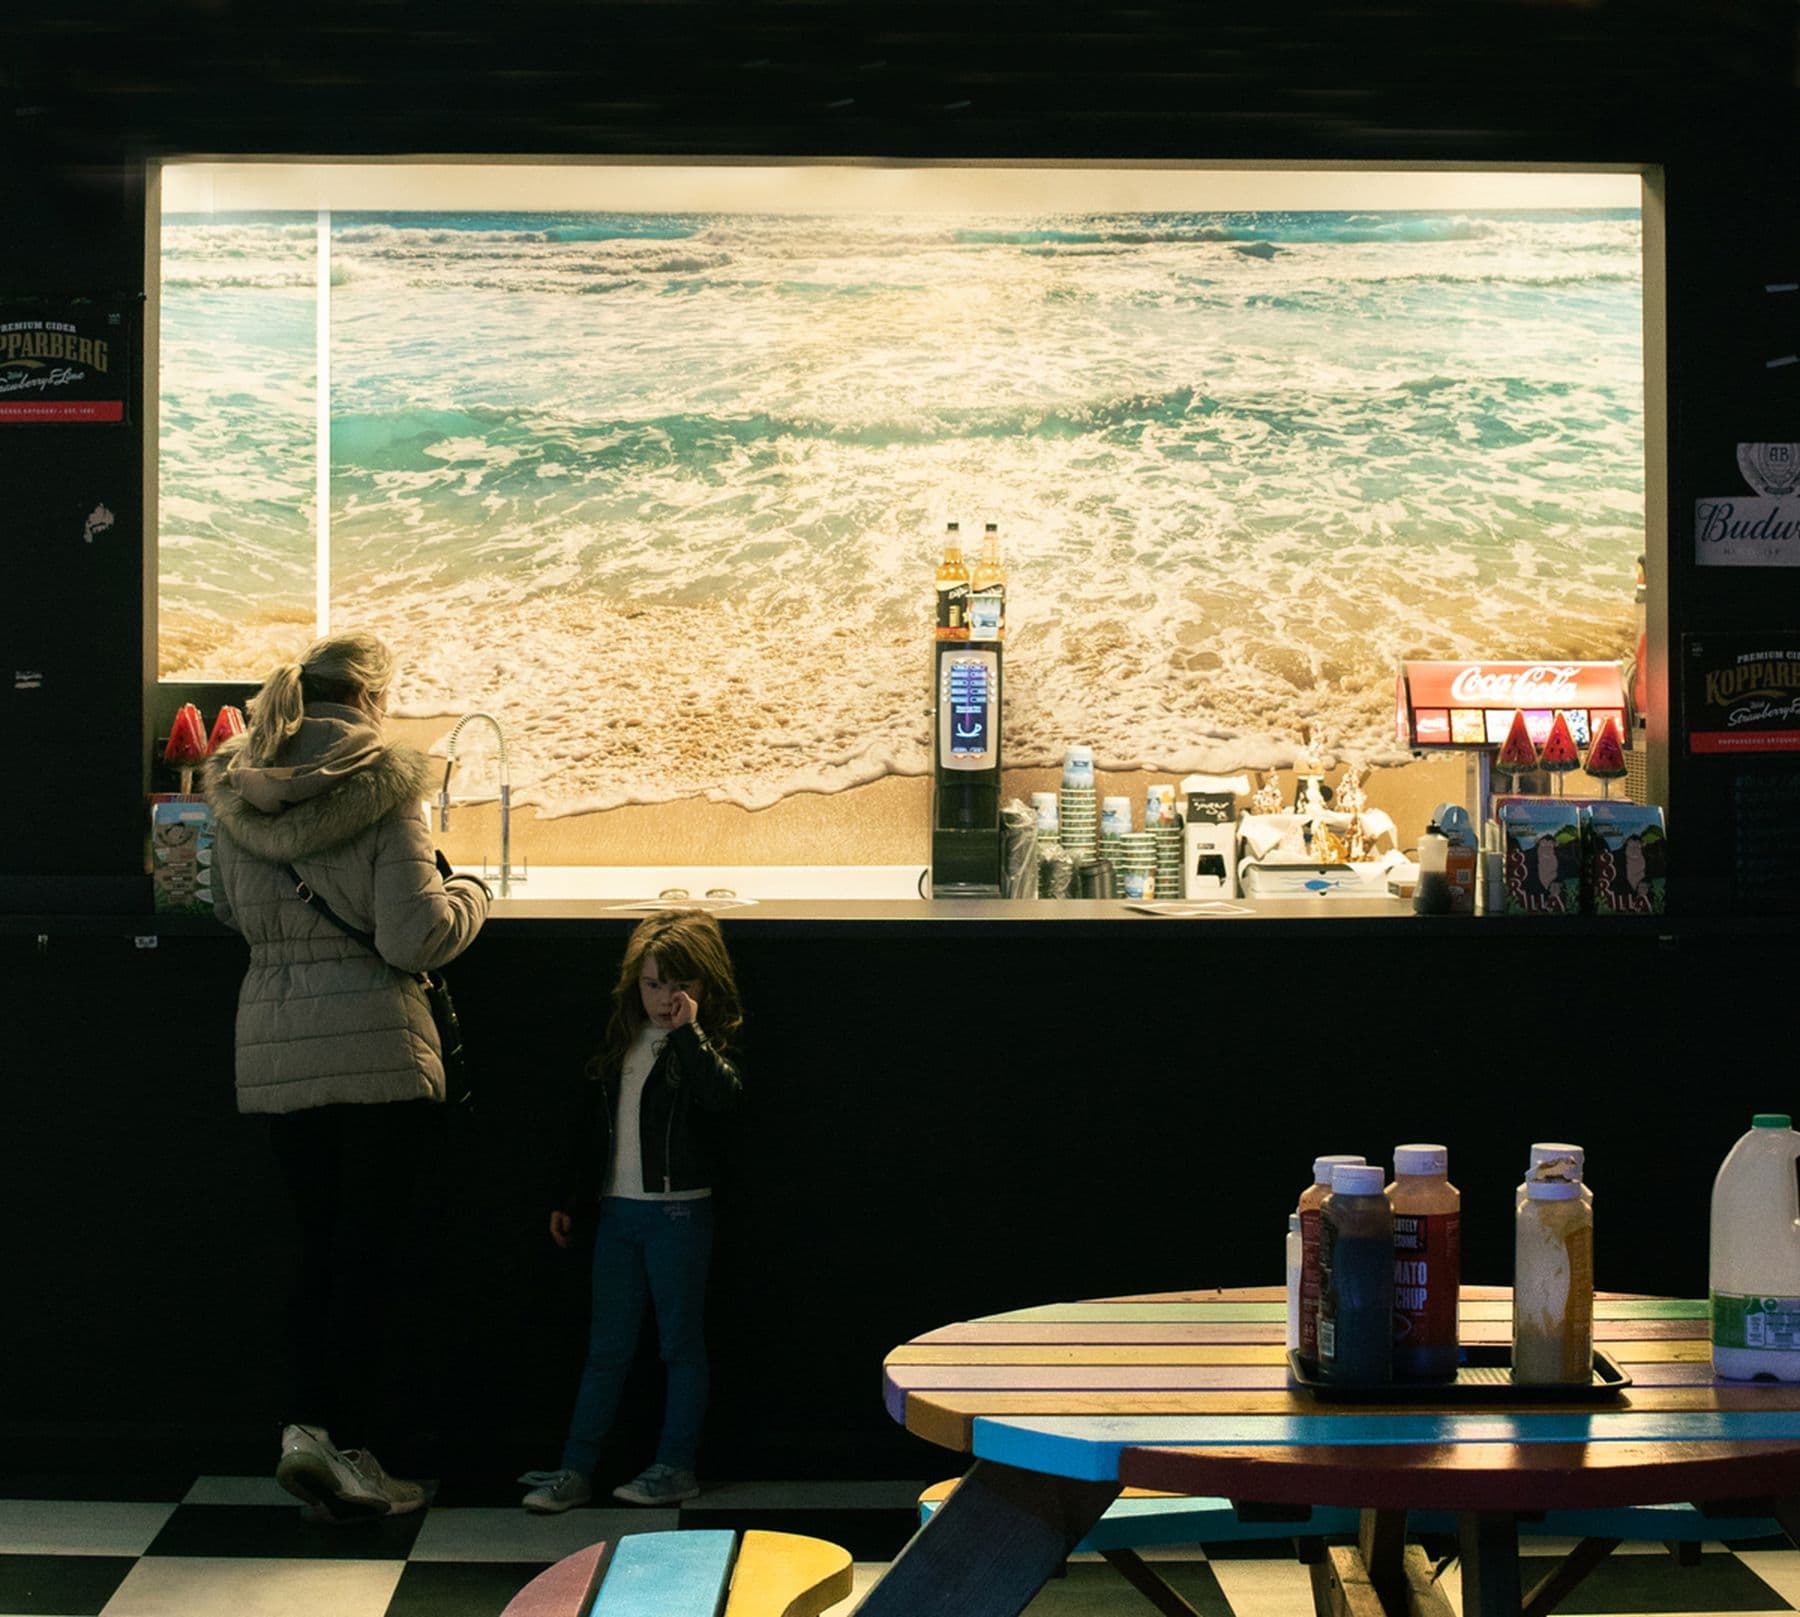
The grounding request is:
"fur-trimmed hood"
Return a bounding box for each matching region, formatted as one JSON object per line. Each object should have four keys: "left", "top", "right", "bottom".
{"left": 203, "top": 703, "right": 433, "bottom": 864}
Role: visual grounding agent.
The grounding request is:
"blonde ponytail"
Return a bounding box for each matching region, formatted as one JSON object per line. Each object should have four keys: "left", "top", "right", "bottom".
{"left": 243, "top": 662, "right": 306, "bottom": 766}
{"left": 241, "top": 631, "right": 395, "bottom": 765}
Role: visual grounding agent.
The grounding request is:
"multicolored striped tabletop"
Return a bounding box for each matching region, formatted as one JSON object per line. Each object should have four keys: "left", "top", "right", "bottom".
{"left": 883, "top": 1286, "right": 1800, "bottom": 1503}
{"left": 867, "top": 1287, "right": 1800, "bottom": 1617}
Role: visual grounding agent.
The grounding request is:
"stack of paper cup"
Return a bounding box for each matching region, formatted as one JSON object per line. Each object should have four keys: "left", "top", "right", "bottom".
{"left": 1116, "top": 830, "right": 1158, "bottom": 899}
{"left": 1154, "top": 824, "right": 1184, "bottom": 897}
{"left": 1100, "top": 795, "right": 1133, "bottom": 849}
{"left": 1059, "top": 747, "right": 1097, "bottom": 859}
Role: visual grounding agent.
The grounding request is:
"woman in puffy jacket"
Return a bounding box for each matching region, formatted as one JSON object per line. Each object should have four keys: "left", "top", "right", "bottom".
{"left": 204, "top": 630, "right": 490, "bottom": 1523}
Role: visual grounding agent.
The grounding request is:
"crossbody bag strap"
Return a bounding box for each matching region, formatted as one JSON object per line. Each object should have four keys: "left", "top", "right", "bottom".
{"left": 284, "top": 862, "right": 380, "bottom": 955}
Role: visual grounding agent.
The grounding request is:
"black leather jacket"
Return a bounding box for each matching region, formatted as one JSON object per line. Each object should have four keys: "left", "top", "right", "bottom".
{"left": 561, "top": 1021, "right": 743, "bottom": 1208}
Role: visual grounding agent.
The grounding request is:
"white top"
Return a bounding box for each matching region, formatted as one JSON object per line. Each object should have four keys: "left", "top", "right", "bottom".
{"left": 1394, "top": 1144, "right": 1448, "bottom": 1176}
{"left": 1312, "top": 1153, "right": 1365, "bottom": 1185}
{"left": 604, "top": 1022, "right": 710, "bottom": 1201}
{"left": 1332, "top": 1164, "right": 1387, "bottom": 1196}
{"left": 1529, "top": 1142, "right": 1585, "bottom": 1179}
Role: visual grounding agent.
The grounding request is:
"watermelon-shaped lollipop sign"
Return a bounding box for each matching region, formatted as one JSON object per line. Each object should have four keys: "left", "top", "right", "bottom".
{"left": 207, "top": 705, "right": 246, "bottom": 753}
{"left": 1584, "top": 716, "right": 1628, "bottom": 799}
{"left": 1538, "top": 712, "right": 1582, "bottom": 795}
{"left": 163, "top": 702, "right": 211, "bottom": 795}
{"left": 1494, "top": 709, "right": 1539, "bottom": 786}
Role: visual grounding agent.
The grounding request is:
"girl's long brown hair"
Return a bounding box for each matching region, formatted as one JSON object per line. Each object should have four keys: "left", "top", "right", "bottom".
{"left": 588, "top": 909, "right": 744, "bottom": 1082}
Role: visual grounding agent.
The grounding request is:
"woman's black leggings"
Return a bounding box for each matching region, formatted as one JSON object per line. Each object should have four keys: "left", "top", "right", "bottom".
{"left": 265, "top": 1099, "right": 438, "bottom": 1460}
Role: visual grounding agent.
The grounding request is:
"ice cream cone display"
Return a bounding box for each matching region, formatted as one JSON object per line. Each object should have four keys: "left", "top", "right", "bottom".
{"left": 1583, "top": 716, "right": 1628, "bottom": 797}
{"left": 1538, "top": 711, "right": 1581, "bottom": 794}
{"left": 163, "top": 702, "right": 210, "bottom": 794}
{"left": 1494, "top": 708, "right": 1539, "bottom": 783}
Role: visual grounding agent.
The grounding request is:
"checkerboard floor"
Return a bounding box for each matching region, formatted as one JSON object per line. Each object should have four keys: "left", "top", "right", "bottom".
{"left": 3, "top": 1474, "right": 1798, "bottom": 1617}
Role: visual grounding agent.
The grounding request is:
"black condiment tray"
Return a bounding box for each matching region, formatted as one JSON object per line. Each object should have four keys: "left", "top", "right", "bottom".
{"left": 1287, "top": 1344, "right": 1632, "bottom": 1403}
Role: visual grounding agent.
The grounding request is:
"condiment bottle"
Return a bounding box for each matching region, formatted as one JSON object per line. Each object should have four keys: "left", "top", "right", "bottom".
{"left": 1297, "top": 1153, "right": 1366, "bottom": 1367}
{"left": 1318, "top": 1163, "right": 1395, "bottom": 1384}
{"left": 1388, "top": 1144, "right": 1461, "bottom": 1381}
{"left": 1285, "top": 1213, "right": 1303, "bottom": 1354}
{"left": 935, "top": 522, "right": 970, "bottom": 640}
{"left": 1513, "top": 1160, "right": 1594, "bottom": 1384}
{"left": 1445, "top": 829, "right": 1477, "bottom": 915}
{"left": 1711, "top": 1114, "right": 1800, "bottom": 1381}
{"left": 1413, "top": 821, "right": 1451, "bottom": 914}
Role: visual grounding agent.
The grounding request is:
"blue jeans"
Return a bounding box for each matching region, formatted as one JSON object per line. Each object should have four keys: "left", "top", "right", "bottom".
{"left": 561, "top": 1196, "right": 713, "bottom": 1474}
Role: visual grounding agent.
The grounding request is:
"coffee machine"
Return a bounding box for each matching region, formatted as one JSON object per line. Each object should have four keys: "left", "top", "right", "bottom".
{"left": 930, "top": 642, "right": 1003, "bottom": 896}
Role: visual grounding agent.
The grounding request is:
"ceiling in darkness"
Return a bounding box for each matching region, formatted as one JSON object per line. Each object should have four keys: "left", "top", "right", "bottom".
{"left": 4, "top": 0, "right": 1796, "bottom": 163}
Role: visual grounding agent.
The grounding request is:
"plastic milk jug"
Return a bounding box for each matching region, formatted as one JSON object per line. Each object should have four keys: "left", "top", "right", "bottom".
{"left": 1711, "top": 1114, "right": 1800, "bottom": 1381}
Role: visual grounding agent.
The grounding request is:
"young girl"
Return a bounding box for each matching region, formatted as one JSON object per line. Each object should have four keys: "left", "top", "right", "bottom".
{"left": 520, "top": 909, "right": 744, "bottom": 1512}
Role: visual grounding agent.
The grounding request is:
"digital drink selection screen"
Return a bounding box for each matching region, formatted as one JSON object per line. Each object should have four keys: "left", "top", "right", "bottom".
{"left": 948, "top": 660, "right": 990, "bottom": 757}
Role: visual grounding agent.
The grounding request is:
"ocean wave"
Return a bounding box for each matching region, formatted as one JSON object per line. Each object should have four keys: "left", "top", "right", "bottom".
{"left": 322, "top": 387, "right": 1228, "bottom": 473}
{"left": 950, "top": 213, "right": 1524, "bottom": 249}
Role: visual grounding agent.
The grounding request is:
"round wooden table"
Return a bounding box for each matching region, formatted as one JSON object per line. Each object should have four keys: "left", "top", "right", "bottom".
{"left": 855, "top": 1285, "right": 1800, "bottom": 1617}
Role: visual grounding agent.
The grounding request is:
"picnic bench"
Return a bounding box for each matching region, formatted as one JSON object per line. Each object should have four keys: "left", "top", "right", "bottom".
{"left": 920, "top": 1479, "right": 1784, "bottom": 1616}
{"left": 500, "top": 1527, "right": 852, "bottom": 1617}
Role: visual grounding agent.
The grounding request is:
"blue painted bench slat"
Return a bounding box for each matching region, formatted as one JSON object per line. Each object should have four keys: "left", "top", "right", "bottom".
{"left": 501, "top": 1527, "right": 854, "bottom": 1617}
{"left": 591, "top": 1529, "right": 737, "bottom": 1617}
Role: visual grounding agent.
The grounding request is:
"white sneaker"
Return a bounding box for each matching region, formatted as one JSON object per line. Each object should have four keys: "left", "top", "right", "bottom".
{"left": 518, "top": 1468, "right": 593, "bottom": 1514}
{"left": 611, "top": 1464, "right": 700, "bottom": 1506}
{"left": 277, "top": 1425, "right": 422, "bottom": 1521}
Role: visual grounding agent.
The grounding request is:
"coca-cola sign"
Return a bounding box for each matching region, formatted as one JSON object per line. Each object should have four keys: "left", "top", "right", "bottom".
{"left": 1397, "top": 660, "right": 1628, "bottom": 751}
{"left": 1446, "top": 664, "right": 1585, "bottom": 706}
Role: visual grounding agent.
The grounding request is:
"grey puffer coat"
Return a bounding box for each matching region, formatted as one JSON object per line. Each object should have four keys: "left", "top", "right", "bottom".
{"left": 203, "top": 704, "right": 491, "bottom": 1115}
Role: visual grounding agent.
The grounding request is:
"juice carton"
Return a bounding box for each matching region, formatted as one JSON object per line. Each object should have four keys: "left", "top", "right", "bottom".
{"left": 1585, "top": 802, "right": 1667, "bottom": 915}
{"left": 1496, "top": 798, "right": 1583, "bottom": 915}
{"left": 150, "top": 794, "right": 215, "bottom": 914}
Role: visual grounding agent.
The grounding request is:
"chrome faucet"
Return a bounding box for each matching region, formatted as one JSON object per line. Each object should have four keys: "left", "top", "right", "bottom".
{"left": 439, "top": 711, "right": 526, "bottom": 897}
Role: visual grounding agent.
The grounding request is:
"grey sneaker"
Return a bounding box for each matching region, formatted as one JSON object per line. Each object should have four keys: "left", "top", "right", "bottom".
{"left": 277, "top": 1425, "right": 387, "bottom": 1522}
{"left": 277, "top": 1425, "right": 423, "bottom": 1522}
{"left": 611, "top": 1464, "right": 700, "bottom": 1506}
{"left": 341, "top": 1448, "right": 426, "bottom": 1517}
{"left": 518, "top": 1468, "right": 593, "bottom": 1514}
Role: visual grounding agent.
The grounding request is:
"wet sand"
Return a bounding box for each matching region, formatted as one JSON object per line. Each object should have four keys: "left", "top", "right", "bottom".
{"left": 411, "top": 730, "right": 1479, "bottom": 874}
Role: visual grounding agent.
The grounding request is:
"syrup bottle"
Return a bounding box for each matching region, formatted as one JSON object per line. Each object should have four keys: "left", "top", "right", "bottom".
{"left": 935, "top": 523, "right": 970, "bottom": 640}
{"left": 970, "top": 521, "right": 1006, "bottom": 641}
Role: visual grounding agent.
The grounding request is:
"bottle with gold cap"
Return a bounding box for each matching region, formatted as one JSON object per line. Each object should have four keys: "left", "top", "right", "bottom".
{"left": 969, "top": 521, "right": 1006, "bottom": 641}
{"left": 935, "top": 523, "right": 970, "bottom": 640}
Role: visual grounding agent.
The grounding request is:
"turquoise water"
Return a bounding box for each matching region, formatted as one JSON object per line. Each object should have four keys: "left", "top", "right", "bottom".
{"left": 158, "top": 207, "right": 1643, "bottom": 811}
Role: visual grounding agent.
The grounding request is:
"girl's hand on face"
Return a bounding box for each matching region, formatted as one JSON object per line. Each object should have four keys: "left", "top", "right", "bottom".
{"left": 667, "top": 990, "right": 697, "bottom": 1029}
{"left": 549, "top": 1210, "right": 572, "bottom": 1249}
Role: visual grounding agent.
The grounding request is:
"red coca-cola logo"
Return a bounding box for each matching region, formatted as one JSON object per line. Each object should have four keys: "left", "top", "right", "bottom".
{"left": 1447, "top": 664, "right": 1583, "bottom": 705}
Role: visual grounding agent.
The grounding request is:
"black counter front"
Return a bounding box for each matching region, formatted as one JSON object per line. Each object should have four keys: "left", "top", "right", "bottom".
{"left": 2, "top": 904, "right": 1784, "bottom": 1482}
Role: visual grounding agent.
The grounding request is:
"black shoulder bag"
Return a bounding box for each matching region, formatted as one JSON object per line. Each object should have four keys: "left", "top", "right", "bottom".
{"left": 284, "top": 864, "right": 473, "bottom": 1113}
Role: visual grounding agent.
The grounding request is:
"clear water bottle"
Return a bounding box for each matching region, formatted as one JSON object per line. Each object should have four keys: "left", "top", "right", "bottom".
{"left": 1285, "top": 1213, "right": 1303, "bottom": 1353}
{"left": 1711, "top": 1114, "right": 1800, "bottom": 1381}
